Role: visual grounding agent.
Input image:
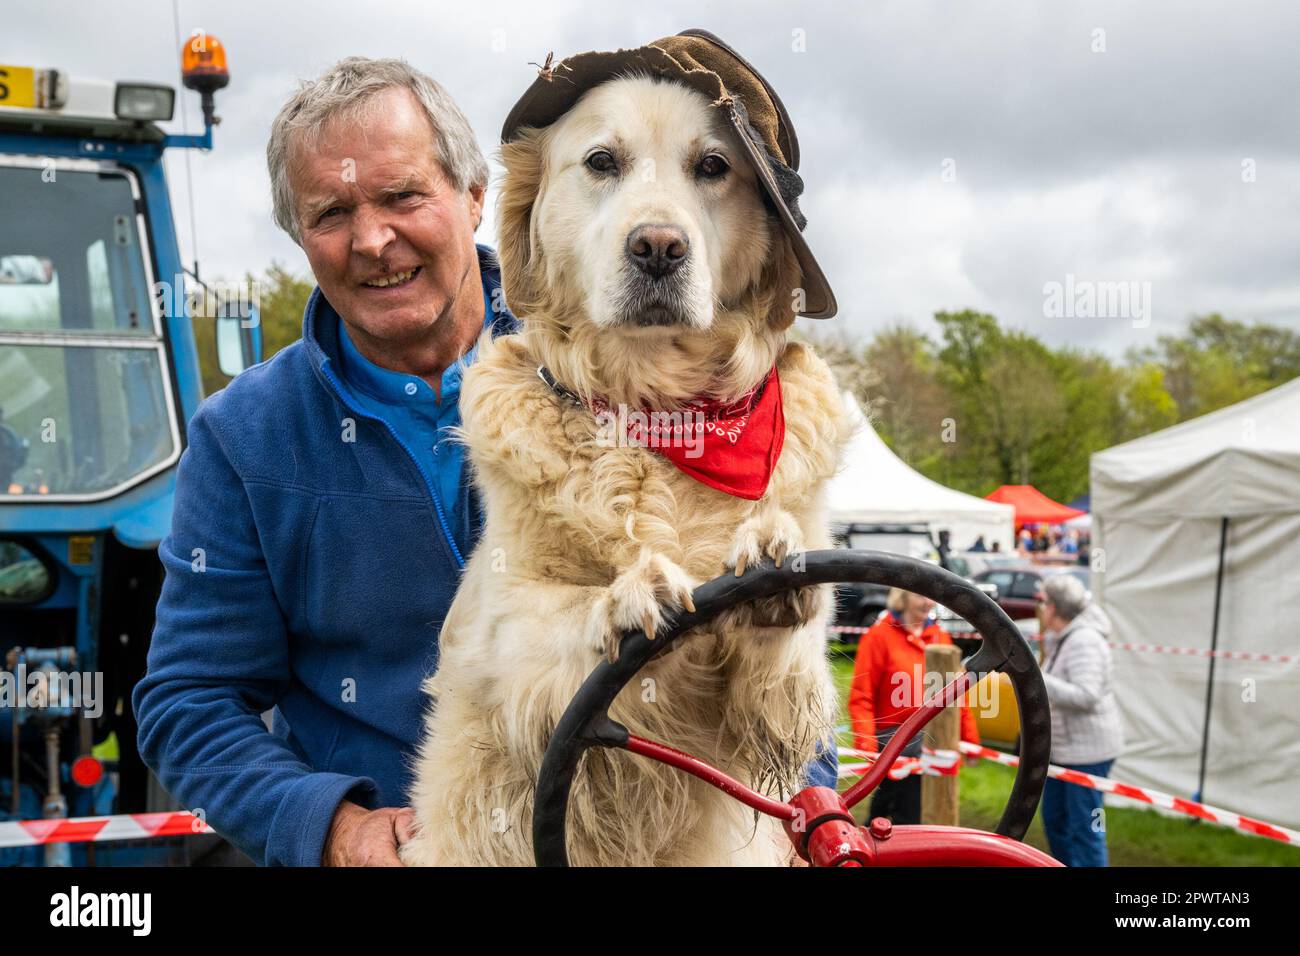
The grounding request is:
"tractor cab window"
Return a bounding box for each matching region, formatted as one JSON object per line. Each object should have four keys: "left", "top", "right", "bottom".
{"left": 0, "top": 165, "right": 155, "bottom": 336}
{"left": 0, "top": 161, "right": 178, "bottom": 500}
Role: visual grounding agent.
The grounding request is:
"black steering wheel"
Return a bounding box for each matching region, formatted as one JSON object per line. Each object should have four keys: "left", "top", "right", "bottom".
{"left": 532, "top": 549, "right": 1052, "bottom": 866}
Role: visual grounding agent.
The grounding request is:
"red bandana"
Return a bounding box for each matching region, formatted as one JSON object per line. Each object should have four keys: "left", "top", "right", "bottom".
{"left": 588, "top": 366, "right": 785, "bottom": 501}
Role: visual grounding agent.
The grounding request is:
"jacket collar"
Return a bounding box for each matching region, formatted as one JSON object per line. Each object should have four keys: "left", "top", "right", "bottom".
{"left": 301, "top": 243, "right": 519, "bottom": 381}
{"left": 1044, "top": 612, "right": 1091, "bottom": 653}
{"left": 888, "top": 610, "right": 939, "bottom": 646}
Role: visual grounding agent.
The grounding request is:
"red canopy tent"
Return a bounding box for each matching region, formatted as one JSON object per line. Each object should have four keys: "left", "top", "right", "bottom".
{"left": 984, "top": 485, "right": 1085, "bottom": 525}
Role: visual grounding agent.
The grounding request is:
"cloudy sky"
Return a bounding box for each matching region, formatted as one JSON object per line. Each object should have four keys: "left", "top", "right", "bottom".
{"left": 9, "top": 0, "right": 1299, "bottom": 355}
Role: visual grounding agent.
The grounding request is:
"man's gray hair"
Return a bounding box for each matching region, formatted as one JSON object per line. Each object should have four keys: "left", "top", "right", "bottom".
{"left": 1042, "top": 573, "right": 1088, "bottom": 621}
{"left": 266, "top": 57, "right": 488, "bottom": 244}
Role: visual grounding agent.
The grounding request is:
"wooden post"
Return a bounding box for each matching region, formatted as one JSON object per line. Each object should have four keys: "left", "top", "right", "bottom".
{"left": 922, "top": 643, "right": 962, "bottom": 827}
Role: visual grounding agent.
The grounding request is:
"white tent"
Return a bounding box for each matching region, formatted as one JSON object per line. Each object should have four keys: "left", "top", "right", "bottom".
{"left": 1092, "top": 378, "right": 1300, "bottom": 828}
{"left": 828, "top": 392, "right": 1015, "bottom": 552}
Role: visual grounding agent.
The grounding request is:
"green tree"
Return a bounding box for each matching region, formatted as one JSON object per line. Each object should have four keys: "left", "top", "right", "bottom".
{"left": 1119, "top": 362, "right": 1180, "bottom": 439}
{"left": 1129, "top": 313, "right": 1300, "bottom": 420}
{"left": 861, "top": 324, "right": 952, "bottom": 471}
{"left": 1033, "top": 349, "right": 1126, "bottom": 502}
{"left": 819, "top": 310, "right": 1296, "bottom": 506}
{"left": 932, "top": 311, "right": 1069, "bottom": 495}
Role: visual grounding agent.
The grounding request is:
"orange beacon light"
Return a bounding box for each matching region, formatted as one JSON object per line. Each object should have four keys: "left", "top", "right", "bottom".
{"left": 181, "top": 31, "right": 229, "bottom": 126}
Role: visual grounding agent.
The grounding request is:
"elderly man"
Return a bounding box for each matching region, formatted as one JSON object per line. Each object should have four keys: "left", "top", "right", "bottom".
{"left": 1036, "top": 573, "right": 1125, "bottom": 866}
{"left": 133, "top": 58, "right": 517, "bottom": 866}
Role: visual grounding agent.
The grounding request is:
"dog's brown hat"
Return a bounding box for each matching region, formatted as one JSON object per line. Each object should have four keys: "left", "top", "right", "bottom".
{"left": 501, "top": 28, "right": 837, "bottom": 319}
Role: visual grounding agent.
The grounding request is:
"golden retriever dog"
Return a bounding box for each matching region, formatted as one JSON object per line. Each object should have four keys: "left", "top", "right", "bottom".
{"left": 402, "top": 49, "right": 850, "bottom": 866}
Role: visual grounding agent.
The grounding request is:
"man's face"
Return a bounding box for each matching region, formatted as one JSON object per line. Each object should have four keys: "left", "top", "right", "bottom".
{"left": 290, "top": 87, "right": 484, "bottom": 348}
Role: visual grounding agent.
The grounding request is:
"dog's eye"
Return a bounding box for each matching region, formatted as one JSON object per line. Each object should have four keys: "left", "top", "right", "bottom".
{"left": 585, "top": 150, "right": 617, "bottom": 174}
{"left": 697, "top": 154, "right": 730, "bottom": 179}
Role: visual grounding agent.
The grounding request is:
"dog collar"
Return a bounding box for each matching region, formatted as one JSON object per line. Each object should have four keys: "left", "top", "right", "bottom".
{"left": 537, "top": 364, "right": 584, "bottom": 407}
{"left": 536, "top": 365, "right": 771, "bottom": 418}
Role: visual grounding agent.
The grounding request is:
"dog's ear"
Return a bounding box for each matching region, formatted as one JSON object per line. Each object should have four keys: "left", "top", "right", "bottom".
{"left": 496, "top": 127, "right": 549, "bottom": 321}
{"left": 758, "top": 226, "right": 804, "bottom": 333}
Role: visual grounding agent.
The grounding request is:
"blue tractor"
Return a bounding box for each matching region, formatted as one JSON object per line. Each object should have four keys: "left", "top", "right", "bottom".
{"left": 0, "top": 34, "right": 260, "bottom": 865}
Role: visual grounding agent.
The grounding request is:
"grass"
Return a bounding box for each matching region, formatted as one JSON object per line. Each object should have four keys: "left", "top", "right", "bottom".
{"left": 827, "top": 650, "right": 1299, "bottom": 866}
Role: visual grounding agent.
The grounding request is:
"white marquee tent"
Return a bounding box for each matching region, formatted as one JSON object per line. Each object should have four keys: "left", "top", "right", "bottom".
{"left": 828, "top": 392, "right": 1015, "bottom": 552}
{"left": 1092, "top": 378, "right": 1300, "bottom": 828}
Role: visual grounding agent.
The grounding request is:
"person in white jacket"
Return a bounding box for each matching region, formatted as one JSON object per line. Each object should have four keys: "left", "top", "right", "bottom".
{"left": 1036, "top": 573, "right": 1125, "bottom": 866}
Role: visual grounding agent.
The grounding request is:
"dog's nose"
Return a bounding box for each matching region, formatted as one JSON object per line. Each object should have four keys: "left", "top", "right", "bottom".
{"left": 626, "top": 224, "right": 689, "bottom": 279}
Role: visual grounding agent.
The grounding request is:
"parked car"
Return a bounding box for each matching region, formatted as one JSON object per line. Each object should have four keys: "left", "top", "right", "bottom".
{"left": 972, "top": 564, "right": 1090, "bottom": 620}
{"left": 947, "top": 551, "right": 1022, "bottom": 578}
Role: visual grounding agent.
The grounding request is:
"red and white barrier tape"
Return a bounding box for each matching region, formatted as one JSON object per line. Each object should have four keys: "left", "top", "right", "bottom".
{"left": 0, "top": 811, "right": 210, "bottom": 849}
{"left": 6, "top": 749, "right": 1296, "bottom": 850}
{"left": 836, "top": 746, "right": 960, "bottom": 781}
{"left": 1108, "top": 642, "right": 1292, "bottom": 664}
{"left": 961, "top": 743, "right": 1300, "bottom": 846}
{"left": 835, "top": 742, "right": 1299, "bottom": 846}
{"left": 1022, "top": 633, "right": 1293, "bottom": 664}
{"left": 828, "top": 625, "right": 1294, "bottom": 664}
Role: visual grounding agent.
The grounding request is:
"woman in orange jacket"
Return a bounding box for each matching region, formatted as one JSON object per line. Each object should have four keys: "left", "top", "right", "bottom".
{"left": 847, "top": 588, "right": 981, "bottom": 824}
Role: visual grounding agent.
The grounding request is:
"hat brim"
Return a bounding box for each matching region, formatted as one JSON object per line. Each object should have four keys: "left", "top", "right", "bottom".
{"left": 500, "top": 45, "right": 837, "bottom": 319}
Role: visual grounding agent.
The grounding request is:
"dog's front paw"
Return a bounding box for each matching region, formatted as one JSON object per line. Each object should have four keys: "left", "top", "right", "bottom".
{"left": 726, "top": 509, "right": 805, "bottom": 576}
{"left": 587, "top": 551, "right": 697, "bottom": 662}
{"left": 723, "top": 580, "right": 829, "bottom": 631}
{"left": 724, "top": 510, "right": 824, "bottom": 630}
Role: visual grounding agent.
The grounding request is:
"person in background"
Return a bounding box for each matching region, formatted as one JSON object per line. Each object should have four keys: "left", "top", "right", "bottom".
{"left": 970, "top": 535, "right": 988, "bottom": 552}
{"left": 1036, "top": 574, "right": 1124, "bottom": 866}
{"left": 847, "top": 589, "right": 981, "bottom": 824}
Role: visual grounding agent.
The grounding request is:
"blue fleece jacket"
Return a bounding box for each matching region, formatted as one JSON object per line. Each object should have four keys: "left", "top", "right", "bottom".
{"left": 132, "top": 245, "right": 518, "bottom": 866}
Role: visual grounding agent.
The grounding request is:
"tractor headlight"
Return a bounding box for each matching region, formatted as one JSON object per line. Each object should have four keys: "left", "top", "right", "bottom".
{"left": 114, "top": 83, "right": 175, "bottom": 121}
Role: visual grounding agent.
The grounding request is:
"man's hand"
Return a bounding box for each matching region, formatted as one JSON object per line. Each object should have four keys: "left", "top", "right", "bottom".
{"left": 322, "top": 800, "right": 415, "bottom": 866}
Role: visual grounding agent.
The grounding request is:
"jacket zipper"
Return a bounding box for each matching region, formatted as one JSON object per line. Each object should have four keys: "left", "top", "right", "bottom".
{"left": 319, "top": 362, "right": 466, "bottom": 569}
